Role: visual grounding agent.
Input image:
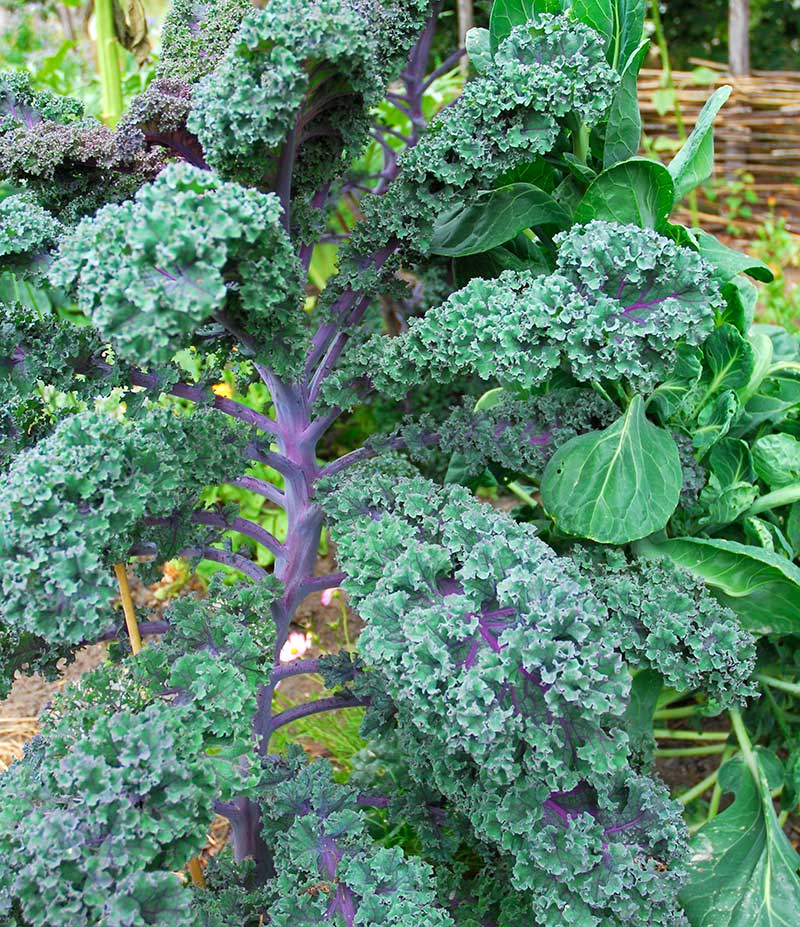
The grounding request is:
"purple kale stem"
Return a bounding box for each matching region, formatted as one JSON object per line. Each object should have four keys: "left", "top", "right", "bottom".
{"left": 266, "top": 695, "right": 370, "bottom": 738}
{"left": 181, "top": 546, "right": 269, "bottom": 582}
{"left": 420, "top": 46, "right": 467, "bottom": 93}
{"left": 319, "top": 431, "right": 440, "bottom": 479}
{"left": 299, "top": 571, "right": 345, "bottom": 596}
{"left": 125, "top": 366, "right": 279, "bottom": 435}
{"left": 95, "top": 619, "right": 169, "bottom": 643}
{"left": 270, "top": 657, "right": 323, "bottom": 683}
{"left": 249, "top": 371, "right": 332, "bottom": 755}
{"left": 227, "top": 475, "right": 287, "bottom": 508}
{"left": 191, "top": 509, "right": 286, "bottom": 562}
{"left": 356, "top": 792, "right": 392, "bottom": 808}
{"left": 244, "top": 440, "right": 306, "bottom": 489}
{"left": 301, "top": 5, "right": 444, "bottom": 379}
{"left": 214, "top": 796, "right": 275, "bottom": 880}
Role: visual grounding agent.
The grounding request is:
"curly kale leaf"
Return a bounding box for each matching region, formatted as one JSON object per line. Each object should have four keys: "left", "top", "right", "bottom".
{"left": 0, "top": 703, "right": 213, "bottom": 927}
{"left": 50, "top": 163, "right": 305, "bottom": 370}
{"left": 0, "top": 194, "right": 61, "bottom": 274}
{"left": 357, "top": 14, "right": 618, "bottom": 254}
{"left": 354, "top": 221, "right": 720, "bottom": 403}
{"left": 157, "top": 0, "right": 252, "bottom": 83}
{"left": 0, "top": 305, "right": 110, "bottom": 466}
{"left": 569, "top": 546, "right": 757, "bottom": 710}
{"left": 0, "top": 75, "right": 159, "bottom": 222}
{"left": 0, "top": 70, "right": 83, "bottom": 132}
{"left": 188, "top": 0, "right": 429, "bottom": 191}
{"left": 115, "top": 78, "right": 203, "bottom": 166}
{"left": 259, "top": 754, "right": 454, "bottom": 926}
{"left": 323, "top": 467, "right": 689, "bottom": 926}
{"left": 0, "top": 407, "right": 247, "bottom": 645}
{"left": 401, "top": 386, "right": 617, "bottom": 481}
{"left": 130, "top": 577, "right": 279, "bottom": 744}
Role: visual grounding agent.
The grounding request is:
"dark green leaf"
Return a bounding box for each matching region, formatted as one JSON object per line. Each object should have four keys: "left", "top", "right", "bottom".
{"left": 429, "top": 184, "right": 570, "bottom": 257}
{"left": 693, "top": 230, "right": 774, "bottom": 283}
{"left": 693, "top": 390, "right": 738, "bottom": 455}
{"left": 635, "top": 535, "right": 800, "bottom": 634}
{"left": 453, "top": 232, "right": 551, "bottom": 285}
{"left": 603, "top": 41, "right": 649, "bottom": 169}
{"left": 465, "top": 27, "right": 493, "bottom": 72}
{"left": 680, "top": 752, "right": 800, "bottom": 927}
{"left": 488, "top": 0, "right": 567, "bottom": 52}
{"left": 700, "top": 325, "right": 755, "bottom": 398}
{"left": 574, "top": 158, "right": 674, "bottom": 228}
{"left": 541, "top": 395, "right": 682, "bottom": 543}
{"left": 648, "top": 344, "right": 703, "bottom": 421}
{"left": 572, "top": 0, "right": 646, "bottom": 71}
{"left": 668, "top": 86, "right": 732, "bottom": 203}
{"left": 752, "top": 433, "right": 800, "bottom": 489}
{"left": 708, "top": 438, "right": 755, "bottom": 486}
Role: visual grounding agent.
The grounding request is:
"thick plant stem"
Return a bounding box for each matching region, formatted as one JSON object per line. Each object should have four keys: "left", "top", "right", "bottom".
{"left": 676, "top": 769, "right": 719, "bottom": 805}
{"left": 729, "top": 708, "right": 758, "bottom": 776}
{"left": 757, "top": 673, "right": 800, "bottom": 699}
{"left": 655, "top": 745, "right": 727, "bottom": 757}
{"left": 707, "top": 746, "right": 735, "bottom": 820}
{"left": 94, "top": 0, "right": 123, "bottom": 127}
{"left": 653, "top": 728, "right": 730, "bottom": 742}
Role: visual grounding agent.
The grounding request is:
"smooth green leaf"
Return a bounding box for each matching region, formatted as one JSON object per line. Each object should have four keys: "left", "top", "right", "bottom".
{"left": 740, "top": 331, "right": 774, "bottom": 402}
{"left": 752, "top": 433, "right": 800, "bottom": 489}
{"left": 465, "top": 27, "right": 493, "bottom": 72}
{"left": 668, "top": 86, "right": 732, "bottom": 203}
{"left": 693, "top": 390, "right": 738, "bottom": 455}
{"left": 681, "top": 752, "right": 800, "bottom": 927}
{"left": 574, "top": 158, "right": 675, "bottom": 228}
{"left": 700, "top": 324, "right": 755, "bottom": 399}
{"left": 488, "top": 0, "right": 567, "bottom": 52}
{"left": 572, "top": 0, "right": 645, "bottom": 71}
{"left": 429, "top": 184, "right": 570, "bottom": 256}
{"left": 720, "top": 277, "right": 759, "bottom": 333}
{"left": 692, "top": 230, "right": 774, "bottom": 283}
{"left": 635, "top": 535, "right": 800, "bottom": 634}
{"left": 603, "top": 40, "right": 649, "bottom": 169}
{"left": 708, "top": 438, "right": 755, "bottom": 486}
{"left": 541, "top": 395, "right": 681, "bottom": 543}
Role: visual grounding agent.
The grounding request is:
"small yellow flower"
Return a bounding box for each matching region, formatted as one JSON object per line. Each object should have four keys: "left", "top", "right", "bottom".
{"left": 212, "top": 382, "right": 233, "bottom": 398}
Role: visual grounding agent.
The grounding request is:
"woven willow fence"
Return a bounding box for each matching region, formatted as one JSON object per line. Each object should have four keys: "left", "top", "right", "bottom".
{"left": 639, "top": 62, "right": 800, "bottom": 234}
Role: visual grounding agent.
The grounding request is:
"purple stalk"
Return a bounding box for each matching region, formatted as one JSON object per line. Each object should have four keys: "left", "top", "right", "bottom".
{"left": 265, "top": 695, "right": 370, "bottom": 737}
{"left": 227, "top": 475, "right": 287, "bottom": 508}
{"left": 270, "top": 658, "right": 323, "bottom": 683}
{"left": 125, "top": 366, "right": 279, "bottom": 435}
{"left": 191, "top": 509, "right": 286, "bottom": 562}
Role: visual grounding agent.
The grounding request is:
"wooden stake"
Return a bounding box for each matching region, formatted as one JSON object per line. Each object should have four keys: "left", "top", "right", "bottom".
{"left": 114, "top": 562, "right": 142, "bottom": 654}
{"left": 187, "top": 857, "right": 206, "bottom": 888}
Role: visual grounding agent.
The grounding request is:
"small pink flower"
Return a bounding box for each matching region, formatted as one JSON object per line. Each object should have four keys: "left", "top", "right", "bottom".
{"left": 321, "top": 587, "right": 341, "bottom": 607}
{"left": 279, "top": 631, "right": 312, "bottom": 663}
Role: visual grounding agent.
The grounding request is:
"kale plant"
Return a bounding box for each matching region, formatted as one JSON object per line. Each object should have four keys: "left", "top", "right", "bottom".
{"left": 1, "top": 1, "right": 799, "bottom": 925}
